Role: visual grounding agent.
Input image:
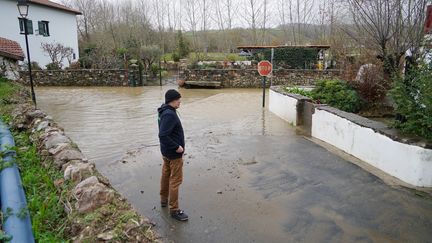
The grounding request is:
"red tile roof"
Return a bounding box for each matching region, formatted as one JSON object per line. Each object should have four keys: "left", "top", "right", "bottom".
{"left": 0, "top": 37, "right": 25, "bottom": 61}
{"left": 30, "top": 0, "right": 81, "bottom": 15}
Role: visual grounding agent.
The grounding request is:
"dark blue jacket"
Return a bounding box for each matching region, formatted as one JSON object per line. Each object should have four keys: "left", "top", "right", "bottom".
{"left": 158, "top": 104, "right": 185, "bottom": 159}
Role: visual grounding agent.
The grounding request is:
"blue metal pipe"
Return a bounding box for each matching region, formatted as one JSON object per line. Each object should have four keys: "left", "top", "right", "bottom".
{"left": 0, "top": 120, "right": 34, "bottom": 243}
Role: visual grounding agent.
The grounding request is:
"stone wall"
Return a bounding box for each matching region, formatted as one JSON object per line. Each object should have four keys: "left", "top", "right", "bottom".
{"left": 19, "top": 69, "right": 132, "bottom": 86}
{"left": 8, "top": 91, "right": 159, "bottom": 241}
{"left": 0, "top": 56, "right": 20, "bottom": 81}
{"left": 181, "top": 69, "right": 342, "bottom": 88}
{"left": 18, "top": 68, "right": 342, "bottom": 87}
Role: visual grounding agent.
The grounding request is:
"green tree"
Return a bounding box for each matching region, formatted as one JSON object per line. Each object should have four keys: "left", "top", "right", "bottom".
{"left": 391, "top": 66, "right": 432, "bottom": 140}
{"left": 176, "top": 30, "right": 190, "bottom": 59}
{"left": 140, "top": 45, "right": 162, "bottom": 72}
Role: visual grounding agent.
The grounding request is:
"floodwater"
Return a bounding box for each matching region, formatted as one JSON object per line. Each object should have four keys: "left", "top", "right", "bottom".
{"left": 36, "top": 86, "right": 432, "bottom": 243}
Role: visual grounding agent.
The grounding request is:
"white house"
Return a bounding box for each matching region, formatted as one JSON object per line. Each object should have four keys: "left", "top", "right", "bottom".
{"left": 0, "top": 0, "right": 81, "bottom": 68}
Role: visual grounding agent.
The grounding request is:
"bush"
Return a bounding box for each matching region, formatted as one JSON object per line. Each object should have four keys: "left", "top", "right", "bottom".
{"left": 201, "top": 63, "right": 218, "bottom": 69}
{"left": 311, "top": 80, "right": 362, "bottom": 113}
{"left": 391, "top": 66, "right": 432, "bottom": 140}
{"left": 161, "top": 70, "right": 169, "bottom": 78}
{"left": 226, "top": 53, "right": 242, "bottom": 62}
{"left": 45, "top": 62, "right": 61, "bottom": 70}
{"left": 176, "top": 30, "right": 190, "bottom": 58}
{"left": 187, "top": 62, "right": 199, "bottom": 69}
{"left": 172, "top": 52, "right": 180, "bottom": 62}
{"left": 150, "top": 63, "right": 159, "bottom": 76}
{"left": 67, "top": 61, "right": 81, "bottom": 70}
{"left": 284, "top": 86, "right": 312, "bottom": 97}
{"left": 78, "top": 56, "right": 92, "bottom": 69}
{"left": 20, "top": 62, "right": 42, "bottom": 71}
{"left": 350, "top": 64, "right": 391, "bottom": 105}
{"left": 31, "top": 61, "right": 42, "bottom": 70}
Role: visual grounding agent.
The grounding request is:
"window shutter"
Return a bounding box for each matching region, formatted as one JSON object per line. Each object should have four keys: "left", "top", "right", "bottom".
{"left": 27, "top": 20, "right": 33, "bottom": 34}
{"left": 44, "top": 21, "right": 50, "bottom": 36}
{"left": 18, "top": 18, "right": 24, "bottom": 34}
{"left": 38, "top": 21, "right": 44, "bottom": 36}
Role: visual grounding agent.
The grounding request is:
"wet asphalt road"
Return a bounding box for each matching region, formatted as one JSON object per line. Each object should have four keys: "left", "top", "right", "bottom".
{"left": 36, "top": 86, "right": 432, "bottom": 243}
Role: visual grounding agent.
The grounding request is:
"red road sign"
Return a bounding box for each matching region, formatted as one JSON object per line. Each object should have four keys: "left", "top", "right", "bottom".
{"left": 257, "top": 61, "right": 273, "bottom": 76}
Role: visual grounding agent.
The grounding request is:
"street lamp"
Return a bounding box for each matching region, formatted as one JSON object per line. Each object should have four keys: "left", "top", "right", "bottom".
{"left": 17, "top": 0, "right": 37, "bottom": 107}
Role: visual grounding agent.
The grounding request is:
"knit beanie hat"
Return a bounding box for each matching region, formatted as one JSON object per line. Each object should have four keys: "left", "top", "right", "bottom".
{"left": 165, "top": 89, "right": 182, "bottom": 104}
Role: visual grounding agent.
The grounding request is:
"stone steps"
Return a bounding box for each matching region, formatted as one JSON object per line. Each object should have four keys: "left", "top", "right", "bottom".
{"left": 184, "top": 80, "right": 222, "bottom": 89}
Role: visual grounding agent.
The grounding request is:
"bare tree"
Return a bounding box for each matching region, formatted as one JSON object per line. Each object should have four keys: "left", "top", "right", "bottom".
{"left": 347, "top": 0, "right": 428, "bottom": 76}
{"left": 41, "top": 42, "right": 74, "bottom": 68}
{"left": 314, "top": 0, "right": 344, "bottom": 42}
{"left": 295, "top": 0, "right": 315, "bottom": 44}
{"left": 225, "top": 0, "right": 237, "bottom": 30}
{"left": 242, "top": 0, "right": 264, "bottom": 45}
{"left": 184, "top": 0, "right": 200, "bottom": 50}
{"left": 201, "top": 0, "right": 211, "bottom": 54}
{"left": 260, "top": 0, "right": 270, "bottom": 45}
{"left": 165, "top": 1, "right": 180, "bottom": 54}
{"left": 277, "top": 0, "right": 316, "bottom": 45}
{"left": 152, "top": 0, "right": 167, "bottom": 52}
{"left": 277, "top": 0, "right": 290, "bottom": 44}
{"left": 65, "top": 0, "right": 99, "bottom": 41}
{"left": 213, "top": 0, "right": 238, "bottom": 51}
{"left": 95, "top": 1, "right": 118, "bottom": 47}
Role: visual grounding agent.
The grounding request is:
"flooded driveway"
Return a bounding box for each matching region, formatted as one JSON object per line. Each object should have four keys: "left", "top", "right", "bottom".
{"left": 36, "top": 86, "right": 432, "bottom": 242}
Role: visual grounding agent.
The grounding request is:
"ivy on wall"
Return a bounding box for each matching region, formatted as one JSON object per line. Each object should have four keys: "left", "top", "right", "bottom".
{"left": 253, "top": 48, "right": 320, "bottom": 69}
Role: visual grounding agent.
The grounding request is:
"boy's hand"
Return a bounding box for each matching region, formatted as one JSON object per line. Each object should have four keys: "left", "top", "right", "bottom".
{"left": 176, "top": 146, "right": 184, "bottom": 153}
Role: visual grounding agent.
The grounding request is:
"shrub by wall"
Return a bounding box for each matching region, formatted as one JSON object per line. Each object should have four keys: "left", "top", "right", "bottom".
{"left": 311, "top": 80, "right": 362, "bottom": 113}
{"left": 391, "top": 66, "right": 432, "bottom": 140}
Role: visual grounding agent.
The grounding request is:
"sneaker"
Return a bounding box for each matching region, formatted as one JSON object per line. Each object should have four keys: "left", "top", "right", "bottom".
{"left": 161, "top": 201, "right": 167, "bottom": 207}
{"left": 170, "top": 210, "right": 189, "bottom": 221}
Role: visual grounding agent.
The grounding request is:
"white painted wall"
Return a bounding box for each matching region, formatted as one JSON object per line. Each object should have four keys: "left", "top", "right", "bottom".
{"left": 0, "top": 0, "right": 79, "bottom": 68}
{"left": 269, "top": 88, "right": 432, "bottom": 187}
{"left": 269, "top": 89, "right": 298, "bottom": 125}
{"left": 312, "top": 109, "right": 432, "bottom": 187}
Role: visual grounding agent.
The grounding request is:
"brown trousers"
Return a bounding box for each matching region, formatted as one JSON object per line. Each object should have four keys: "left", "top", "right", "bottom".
{"left": 160, "top": 156, "right": 183, "bottom": 213}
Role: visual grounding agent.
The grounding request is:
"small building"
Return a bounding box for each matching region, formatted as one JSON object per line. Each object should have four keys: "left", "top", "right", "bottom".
{"left": 237, "top": 45, "right": 332, "bottom": 69}
{"left": 0, "top": 0, "right": 81, "bottom": 68}
{"left": 0, "top": 37, "right": 25, "bottom": 80}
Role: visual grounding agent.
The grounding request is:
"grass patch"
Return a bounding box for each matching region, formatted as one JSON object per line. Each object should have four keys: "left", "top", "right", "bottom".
{"left": 0, "top": 77, "right": 158, "bottom": 242}
{"left": 189, "top": 52, "right": 247, "bottom": 62}
{"left": 162, "top": 52, "right": 247, "bottom": 62}
{"left": 284, "top": 86, "right": 313, "bottom": 97}
{"left": 161, "top": 53, "right": 175, "bottom": 62}
{"left": 0, "top": 78, "right": 26, "bottom": 116}
{"left": 0, "top": 77, "right": 18, "bottom": 100}
{"left": 12, "top": 132, "right": 69, "bottom": 242}
{"left": 284, "top": 80, "right": 362, "bottom": 113}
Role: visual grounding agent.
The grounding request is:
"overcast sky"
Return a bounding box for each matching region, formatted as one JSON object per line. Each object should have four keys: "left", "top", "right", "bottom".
{"left": 53, "top": 0, "right": 344, "bottom": 30}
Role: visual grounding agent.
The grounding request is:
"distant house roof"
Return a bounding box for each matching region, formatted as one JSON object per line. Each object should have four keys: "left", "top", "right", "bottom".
{"left": 0, "top": 37, "right": 25, "bottom": 61}
{"left": 237, "top": 45, "right": 331, "bottom": 50}
{"left": 29, "top": 0, "right": 82, "bottom": 15}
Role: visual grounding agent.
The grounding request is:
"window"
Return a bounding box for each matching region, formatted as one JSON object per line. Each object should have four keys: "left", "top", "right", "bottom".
{"left": 38, "top": 21, "right": 50, "bottom": 37}
{"left": 18, "top": 18, "right": 33, "bottom": 35}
